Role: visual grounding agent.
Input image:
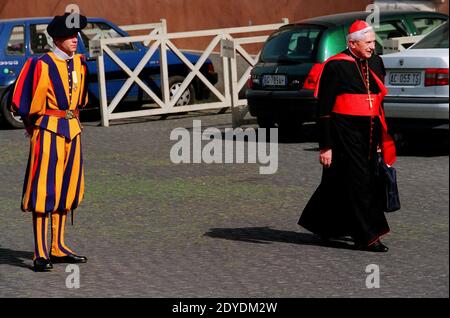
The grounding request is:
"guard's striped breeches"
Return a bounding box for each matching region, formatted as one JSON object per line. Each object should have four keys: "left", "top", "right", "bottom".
{"left": 22, "top": 128, "right": 84, "bottom": 214}
{"left": 33, "top": 211, "right": 75, "bottom": 259}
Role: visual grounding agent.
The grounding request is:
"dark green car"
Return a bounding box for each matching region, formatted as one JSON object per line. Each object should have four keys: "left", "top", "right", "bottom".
{"left": 247, "top": 10, "right": 448, "bottom": 129}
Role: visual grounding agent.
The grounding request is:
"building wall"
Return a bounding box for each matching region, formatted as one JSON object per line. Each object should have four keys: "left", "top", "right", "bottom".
{"left": 0, "top": 0, "right": 373, "bottom": 30}
{"left": 2, "top": 1, "right": 448, "bottom": 29}
{"left": 436, "top": 0, "right": 449, "bottom": 13}
{"left": 1, "top": 0, "right": 446, "bottom": 50}
{"left": 0, "top": 0, "right": 372, "bottom": 51}
{"left": 375, "top": 0, "right": 449, "bottom": 12}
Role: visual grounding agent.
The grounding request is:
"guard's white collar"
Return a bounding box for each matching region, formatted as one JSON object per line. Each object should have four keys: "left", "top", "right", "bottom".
{"left": 53, "top": 46, "right": 74, "bottom": 60}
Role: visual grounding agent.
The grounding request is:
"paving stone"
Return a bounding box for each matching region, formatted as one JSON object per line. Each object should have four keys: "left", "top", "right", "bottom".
{"left": 0, "top": 112, "right": 448, "bottom": 297}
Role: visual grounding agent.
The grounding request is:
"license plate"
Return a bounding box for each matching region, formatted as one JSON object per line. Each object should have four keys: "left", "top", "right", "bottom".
{"left": 388, "top": 72, "right": 421, "bottom": 86}
{"left": 262, "top": 74, "right": 286, "bottom": 87}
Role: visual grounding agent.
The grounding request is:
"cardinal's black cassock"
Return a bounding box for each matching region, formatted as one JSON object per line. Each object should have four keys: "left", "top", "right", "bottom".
{"left": 298, "top": 49, "right": 396, "bottom": 246}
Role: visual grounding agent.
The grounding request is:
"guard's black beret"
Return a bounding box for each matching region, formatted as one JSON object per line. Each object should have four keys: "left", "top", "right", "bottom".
{"left": 47, "top": 12, "right": 87, "bottom": 38}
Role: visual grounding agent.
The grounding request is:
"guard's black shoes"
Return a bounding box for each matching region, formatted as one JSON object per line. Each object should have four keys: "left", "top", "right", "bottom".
{"left": 33, "top": 257, "right": 53, "bottom": 272}
{"left": 355, "top": 240, "right": 389, "bottom": 252}
{"left": 50, "top": 253, "right": 87, "bottom": 263}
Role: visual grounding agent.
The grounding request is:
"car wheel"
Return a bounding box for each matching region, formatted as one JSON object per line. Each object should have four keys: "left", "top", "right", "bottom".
{"left": 392, "top": 131, "right": 409, "bottom": 153}
{"left": 0, "top": 88, "right": 23, "bottom": 129}
{"left": 277, "top": 118, "right": 303, "bottom": 140}
{"left": 256, "top": 115, "right": 276, "bottom": 128}
{"left": 169, "top": 76, "right": 195, "bottom": 106}
{"left": 278, "top": 118, "right": 301, "bottom": 129}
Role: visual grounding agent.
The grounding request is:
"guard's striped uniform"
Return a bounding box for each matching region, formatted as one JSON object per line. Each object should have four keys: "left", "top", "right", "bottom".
{"left": 22, "top": 128, "right": 84, "bottom": 214}
{"left": 13, "top": 52, "right": 88, "bottom": 214}
{"left": 12, "top": 52, "right": 88, "bottom": 259}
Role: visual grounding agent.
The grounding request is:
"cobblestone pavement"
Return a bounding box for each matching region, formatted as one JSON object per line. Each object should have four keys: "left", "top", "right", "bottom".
{"left": 0, "top": 111, "right": 448, "bottom": 298}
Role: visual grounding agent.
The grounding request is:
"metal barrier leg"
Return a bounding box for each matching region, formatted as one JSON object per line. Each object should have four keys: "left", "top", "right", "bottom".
{"left": 97, "top": 54, "right": 109, "bottom": 127}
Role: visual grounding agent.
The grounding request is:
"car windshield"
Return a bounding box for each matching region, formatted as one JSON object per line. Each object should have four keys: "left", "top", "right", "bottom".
{"left": 411, "top": 21, "right": 449, "bottom": 49}
{"left": 80, "top": 22, "right": 134, "bottom": 51}
{"left": 260, "top": 26, "right": 323, "bottom": 63}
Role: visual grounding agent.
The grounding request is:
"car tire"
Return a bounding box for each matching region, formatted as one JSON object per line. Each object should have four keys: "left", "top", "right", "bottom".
{"left": 169, "top": 75, "right": 195, "bottom": 106}
{"left": 0, "top": 87, "right": 23, "bottom": 129}
{"left": 277, "top": 118, "right": 303, "bottom": 140}
{"left": 256, "top": 115, "right": 276, "bottom": 128}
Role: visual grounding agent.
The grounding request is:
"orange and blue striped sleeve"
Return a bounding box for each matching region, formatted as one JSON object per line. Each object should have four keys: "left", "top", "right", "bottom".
{"left": 78, "top": 55, "right": 89, "bottom": 108}
{"left": 12, "top": 58, "right": 48, "bottom": 118}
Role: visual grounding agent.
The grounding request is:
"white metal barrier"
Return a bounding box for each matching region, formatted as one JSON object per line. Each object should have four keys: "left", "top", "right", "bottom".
{"left": 97, "top": 18, "right": 289, "bottom": 127}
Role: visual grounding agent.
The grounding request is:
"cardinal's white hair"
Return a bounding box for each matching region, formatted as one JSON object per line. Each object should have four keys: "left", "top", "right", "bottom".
{"left": 347, "top": 25, "right": 374, "bottom": 42}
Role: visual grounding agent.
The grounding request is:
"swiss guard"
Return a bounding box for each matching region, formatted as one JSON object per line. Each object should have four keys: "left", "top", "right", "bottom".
{"left": 298, "top": 20, "right": 397, "bottom": 252}
{"left": 11, "top": 12, "right": 89, "bottom": 271}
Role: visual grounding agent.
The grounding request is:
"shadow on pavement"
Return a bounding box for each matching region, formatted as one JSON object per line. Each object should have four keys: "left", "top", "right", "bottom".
{"left": 394, "top": 130, "right": 449, "bottom": 157}
{"left": 0, "top": 246, "right": 34, "bottom": 270}
{"left": 204, "top": 227, "right": 354, "bottom": 250}
{"left": 79, "top": 107, "right": 231, "bottom": 127}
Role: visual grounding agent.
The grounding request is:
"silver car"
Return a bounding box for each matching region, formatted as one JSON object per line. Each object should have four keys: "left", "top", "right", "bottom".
{"left": 382, "top": 20, "right": 449, "bottom": 131}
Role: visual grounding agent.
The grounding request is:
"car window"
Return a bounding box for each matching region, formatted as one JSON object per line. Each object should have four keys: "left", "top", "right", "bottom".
{"left": 375, "top": 20, "right": 408, "bottom": 41}
{"left": 6, "top": 25, "right": 25, "bottom": 55}
{"left": 261, "top": 26, "right": 323, "bottom": 63}
{"left": 30, "top": 24, "right": 53, "bottom": 54}
{"left": 80, "top": 22, "right": 136, "bottom": 52}
{"left": 374, "top": 20, "right": 409, "bottom": 54}
{"left": 411, "top": 21, "right": 449, "bottom": 49}
{"left": 413, "top": 18, "right": 446, "bottom": 36}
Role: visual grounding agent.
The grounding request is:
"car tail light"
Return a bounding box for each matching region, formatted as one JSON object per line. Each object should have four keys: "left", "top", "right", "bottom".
{"left": 425, "top": 68, "right": 449, "bottom": 86}
{"left": 302, "top": 63, "right": 322, "bottom": 90}
{"left": 247, "top": 74, "right": 260, "bottom": 89}
{"left": 247, "top": 75, "right": 253, "bottom": 89}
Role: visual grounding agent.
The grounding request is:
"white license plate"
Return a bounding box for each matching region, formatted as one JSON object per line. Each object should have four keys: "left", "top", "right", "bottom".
{"left": 262, "top": 74, "right": 286, "bottom": 87}
{"left": 389, "top": 72, "right": 421, "bottom": 86}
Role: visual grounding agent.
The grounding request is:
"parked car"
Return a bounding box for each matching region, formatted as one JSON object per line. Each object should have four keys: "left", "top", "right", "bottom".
{"left": 246, "top": 10, "right": 448, "bottom": 129}
{"left": 382, "top": 20, "right": 449, "bottom": 131}
{"left": 0, "top": 17, "right": 218, "bottom": 128}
